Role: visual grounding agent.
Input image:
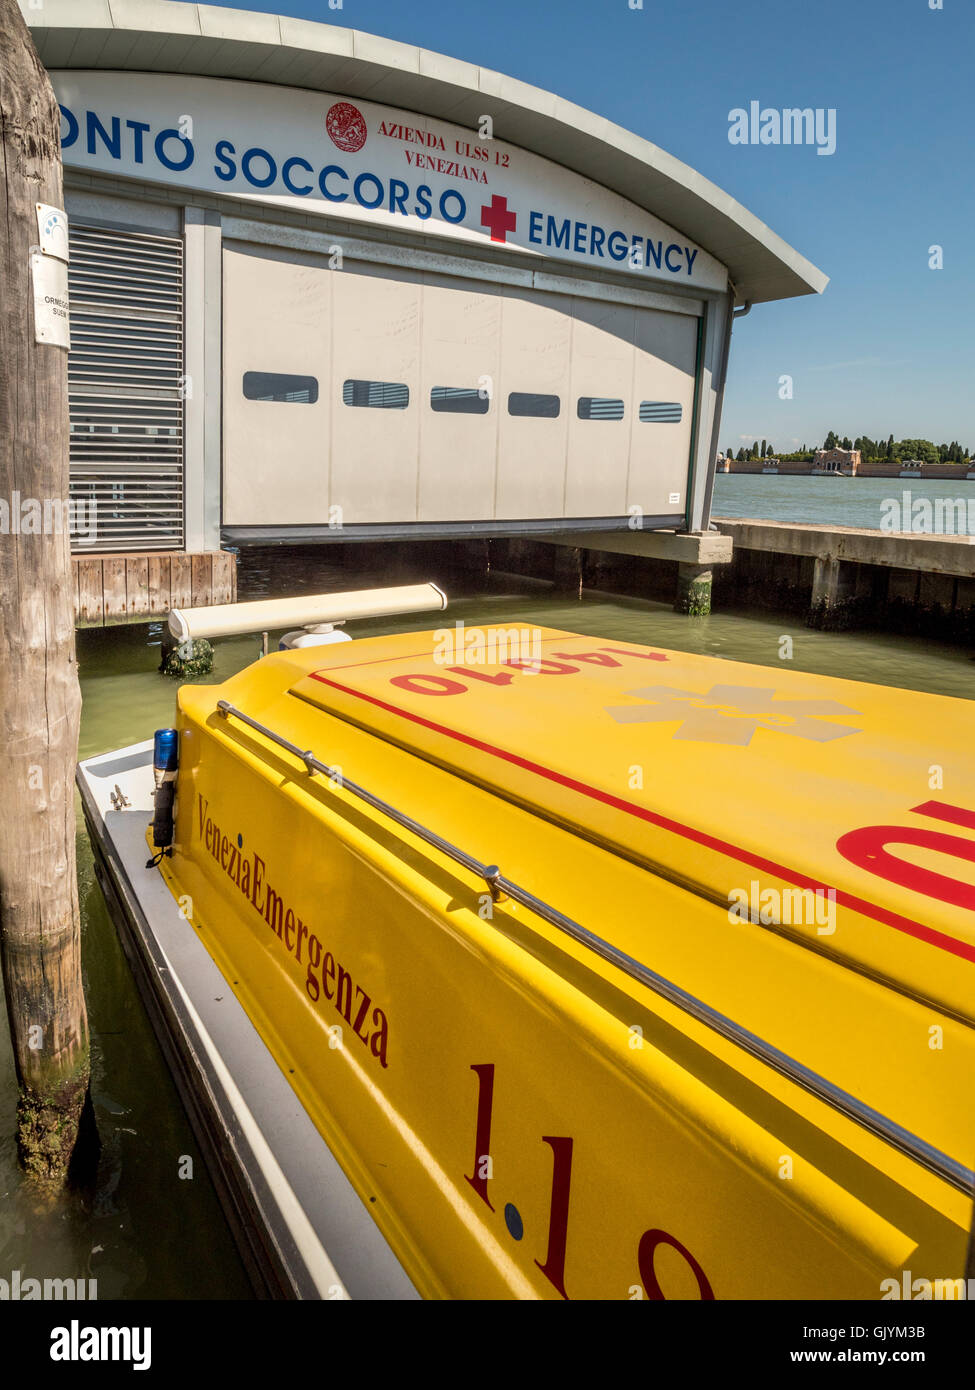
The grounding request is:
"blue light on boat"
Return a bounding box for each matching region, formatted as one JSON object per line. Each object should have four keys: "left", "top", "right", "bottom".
{"left": 153, "top": 728, "right": 179, "bottom": 773}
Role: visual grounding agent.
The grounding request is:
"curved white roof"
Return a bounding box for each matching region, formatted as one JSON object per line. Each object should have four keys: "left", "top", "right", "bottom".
{"left": 24, "top": 0, "right": 828, "bottom": 304}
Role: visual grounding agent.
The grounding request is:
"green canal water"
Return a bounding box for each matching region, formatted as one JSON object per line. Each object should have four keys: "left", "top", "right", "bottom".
{"left": 1, "top": 567, "right": 972, "bottom": 1298}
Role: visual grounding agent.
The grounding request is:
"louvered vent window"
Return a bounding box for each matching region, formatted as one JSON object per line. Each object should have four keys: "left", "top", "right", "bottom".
{"left": 577, "top": 397, "right": 624, "bottom": 421}
{"left": 430, "top": 386, "right": 490, "bottom": 415}
{"left": 68, "top": 223, "right": 184, "bottom": 551}
{"left": 639, "top": 401, "right": 683, "bottom": 424}
{"left": 342, "top": 379, "right": 409, "bottom": 409}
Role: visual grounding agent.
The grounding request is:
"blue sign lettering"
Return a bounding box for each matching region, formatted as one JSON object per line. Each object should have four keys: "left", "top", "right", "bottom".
{"left": 319, "top": 164, "right": 348, "bottom": 201}
{"left": 59, "top": 104, "right": 79, "bottom": 149}
{"left": 126, "top": 119, "right": 150, "bottom": 164}
{"left": 54, "top": 101, "right": 705, "bottom": 281}
{"left": 353, "top": 172, "right": 384, "bottom": 209}
{"left": 214, "top": 138, "right": 236, "bottom": 181}
{"left": 242, "top": 147, "right": 276, "bottom": 188}
{"left": 87, "top": 112, "right": 121, "bottom": 159}
{"left": 547, "top": 216, "right": 570, "bottom": 250}
{"left": 607, "top": 230, "right": 629, "bottom": 261}
{"left": 439, "top": 190, "right": 466, "bottom": 223}
{"left": 154, "top": 129, "right": 193, "bottom": 172}
{"left": 282, "top": 155, "right": 313, "bottom": 196}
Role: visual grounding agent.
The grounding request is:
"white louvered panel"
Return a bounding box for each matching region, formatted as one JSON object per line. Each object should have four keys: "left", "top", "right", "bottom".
{"left": 67, "top": 223, "right": 184, "bottom": 551}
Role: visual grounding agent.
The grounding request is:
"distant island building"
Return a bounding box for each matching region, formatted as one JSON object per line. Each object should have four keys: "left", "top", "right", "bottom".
{"left": 812, "top": 447, "right": 861, "bottom": 475}
{"left": 717, "top": 449, "right": 971, "bottom": 480}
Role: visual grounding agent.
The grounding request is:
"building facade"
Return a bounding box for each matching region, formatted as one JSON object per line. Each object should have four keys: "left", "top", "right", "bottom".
{"left": 813, "top": 448, "right": 861, "bottom": 475}
{"left": 24, "top": 0, "right": 826, "bottom": 596}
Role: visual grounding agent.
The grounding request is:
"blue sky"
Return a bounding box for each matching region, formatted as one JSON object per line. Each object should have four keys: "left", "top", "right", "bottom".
{"left": 201, "top": 0, "right": 973, "bottom": 453}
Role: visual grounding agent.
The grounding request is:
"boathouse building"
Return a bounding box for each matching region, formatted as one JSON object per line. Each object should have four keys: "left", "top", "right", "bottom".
{"left": 24, "top": 0, "right": 826, "bottom": 619}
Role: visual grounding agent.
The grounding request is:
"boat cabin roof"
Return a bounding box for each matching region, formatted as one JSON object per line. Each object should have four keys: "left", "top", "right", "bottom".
{"left": 177, "top": 623, "right": 975, "bottom": 1191}
{"left": 280, "top": 624, "right": 975, "bottom": 1022}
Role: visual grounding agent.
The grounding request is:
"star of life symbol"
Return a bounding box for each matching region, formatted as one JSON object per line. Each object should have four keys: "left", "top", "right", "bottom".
{"left": 605, "top": 683, "right": 861, "bottom": 746}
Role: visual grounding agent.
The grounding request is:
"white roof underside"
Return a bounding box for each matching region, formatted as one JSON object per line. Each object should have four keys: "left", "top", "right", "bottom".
{"left": 24, "top": 0, "right": 828, "bottom": 305}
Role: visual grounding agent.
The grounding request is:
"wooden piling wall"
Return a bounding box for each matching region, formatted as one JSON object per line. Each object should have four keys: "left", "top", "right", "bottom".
{"left": 72, "top": 550, "right": 236, "bottom": 627}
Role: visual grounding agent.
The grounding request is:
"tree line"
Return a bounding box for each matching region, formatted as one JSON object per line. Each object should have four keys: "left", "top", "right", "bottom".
{"left": 724, "top": 433, "right": 971, "bottom": 465}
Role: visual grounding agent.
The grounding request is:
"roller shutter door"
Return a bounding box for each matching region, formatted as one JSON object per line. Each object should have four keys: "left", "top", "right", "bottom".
{"left": 67, "top": 223, "right": 184, "bottom": 551}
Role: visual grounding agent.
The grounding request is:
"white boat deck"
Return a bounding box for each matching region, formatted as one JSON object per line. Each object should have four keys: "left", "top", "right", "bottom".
{"left": 77, "top": 741, "right": 419, "bottom": 1301}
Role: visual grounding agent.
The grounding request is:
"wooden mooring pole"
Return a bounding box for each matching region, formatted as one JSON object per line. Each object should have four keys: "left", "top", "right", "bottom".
{"left": 0, "top": 0, "right": 92, "bottom": 1187}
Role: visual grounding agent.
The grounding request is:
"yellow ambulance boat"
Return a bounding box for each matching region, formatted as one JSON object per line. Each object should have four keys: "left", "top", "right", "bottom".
{"left": 78, "top": 586, "right": 975, "bottom": 1300}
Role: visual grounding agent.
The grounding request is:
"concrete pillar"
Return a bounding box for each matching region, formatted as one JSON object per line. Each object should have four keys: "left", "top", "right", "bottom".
{"left": 674, "top": 563, "right": 712, "bottom": 615}
{"left": 918, "top": 572, "right": 955, "bottom": 610}
{"left": 460, "top": 537, "right": 490, "bottom": 577}
{"left": 552, "top": 545, "right": 583, "bottom": 597}
{"left": 809, "top": 556, "right": 859, "bottom": 628}
{"left": 810, "top": 556, "right": 857, "bottom": 608}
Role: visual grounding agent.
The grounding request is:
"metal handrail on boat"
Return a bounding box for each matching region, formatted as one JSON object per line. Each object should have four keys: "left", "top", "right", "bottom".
{"left": 215, "top": 698, "right": 975, "bottom": 1198}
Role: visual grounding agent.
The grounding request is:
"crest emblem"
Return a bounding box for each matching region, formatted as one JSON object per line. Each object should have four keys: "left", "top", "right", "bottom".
{"left": 325, "top": 102, "right": 367, "bottom": 153}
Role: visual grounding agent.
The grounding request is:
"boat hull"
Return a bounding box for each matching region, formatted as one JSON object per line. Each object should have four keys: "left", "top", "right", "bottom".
{"left": 77, "top": 742, "right": 418, "bottom": 1300}
{"left": 156, "top": 651, "right": 972, "bottom": 1299}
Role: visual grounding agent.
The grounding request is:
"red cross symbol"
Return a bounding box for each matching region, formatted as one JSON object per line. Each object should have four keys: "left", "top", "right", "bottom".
{"left": 480, "top": 194, "right": 517, "bottom": 243}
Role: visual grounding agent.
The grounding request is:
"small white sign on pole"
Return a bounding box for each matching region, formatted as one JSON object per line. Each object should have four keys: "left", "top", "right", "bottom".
{"left": 31, "top": 203, "right": 71, "bottom": 348}
{"left": 31, "top": 250, "right": 71, "bottom": 349}
{"left": 35, "top": 202, "right": 70, "bottom": 261}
